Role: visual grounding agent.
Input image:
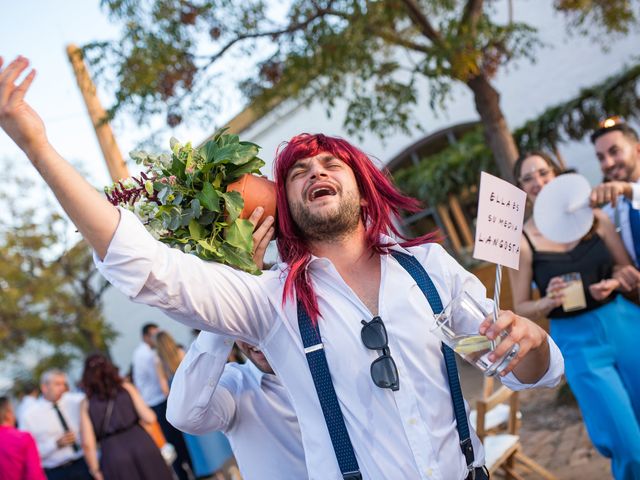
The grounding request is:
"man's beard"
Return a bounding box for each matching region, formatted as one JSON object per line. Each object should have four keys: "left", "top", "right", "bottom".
{"left": 290, "top": 191, "right": 362, "bottom": 242}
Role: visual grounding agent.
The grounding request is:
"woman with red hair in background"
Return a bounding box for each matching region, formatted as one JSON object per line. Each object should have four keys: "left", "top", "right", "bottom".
{"left": 79, "top": 354, "right": 173, "bottom": 480}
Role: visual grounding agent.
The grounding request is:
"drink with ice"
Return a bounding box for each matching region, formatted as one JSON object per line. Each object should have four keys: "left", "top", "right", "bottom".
{"left": 432, "top": 292, "right": 519, "bottom": 376}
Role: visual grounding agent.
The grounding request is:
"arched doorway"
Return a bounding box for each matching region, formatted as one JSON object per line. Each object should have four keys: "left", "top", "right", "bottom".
{"left": 389, "top": 122, "right": 480, "bottom": 257}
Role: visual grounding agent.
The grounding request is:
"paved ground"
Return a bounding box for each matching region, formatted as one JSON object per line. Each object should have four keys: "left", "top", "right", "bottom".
{"left": 458, "top": 360, "right": 612, "bottom": 480}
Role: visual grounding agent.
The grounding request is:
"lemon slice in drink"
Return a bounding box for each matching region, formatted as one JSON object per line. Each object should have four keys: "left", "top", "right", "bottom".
{"left": 454, "top": 335, "right": 492, "bottom": 354}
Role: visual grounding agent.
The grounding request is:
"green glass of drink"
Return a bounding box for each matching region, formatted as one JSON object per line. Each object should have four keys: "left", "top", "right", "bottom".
{"left": 431, "top": 291, "right": 519, "bottom": 376}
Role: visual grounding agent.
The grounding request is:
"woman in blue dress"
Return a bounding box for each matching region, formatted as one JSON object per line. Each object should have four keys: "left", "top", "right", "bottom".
{"left": 509, "top": 151, "right": 640, "bottom": 480}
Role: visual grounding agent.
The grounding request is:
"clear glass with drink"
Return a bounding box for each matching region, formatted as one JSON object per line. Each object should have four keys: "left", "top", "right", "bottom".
{"left": 431, "top": 291, "right": 520, "bottom": 376}
{"left": 560, "top": 272, "right": 587, "bottom": 312}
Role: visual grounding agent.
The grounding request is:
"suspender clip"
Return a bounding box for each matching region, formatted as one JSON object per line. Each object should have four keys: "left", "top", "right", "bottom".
{"left": 304, "top": 343, "right": 324, "bottom": 354}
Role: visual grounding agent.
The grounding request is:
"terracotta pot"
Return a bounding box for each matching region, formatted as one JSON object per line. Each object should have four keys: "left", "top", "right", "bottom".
{"left": 226, "top": 174, "right": 277, "bottom": 227}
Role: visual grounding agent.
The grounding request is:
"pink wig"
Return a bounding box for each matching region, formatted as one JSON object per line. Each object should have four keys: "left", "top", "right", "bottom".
{"left": 274, "top": 133, "right": 438, "bottom": 322}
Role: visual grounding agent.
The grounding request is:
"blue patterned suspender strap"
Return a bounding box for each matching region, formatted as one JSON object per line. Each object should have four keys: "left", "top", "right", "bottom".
{"left": 390, "top": 251, "right": 475, "bottom": 471}
{"left": 296, "top": 250, "right": 474, "bottom": 478}
{"left": 297, "top": 301, "right": 362, "bottom": 480}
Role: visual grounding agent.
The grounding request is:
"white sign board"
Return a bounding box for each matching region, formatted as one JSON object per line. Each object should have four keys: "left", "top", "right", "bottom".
{"left": 473, "top": 172, "right": 527, "bottom": 270}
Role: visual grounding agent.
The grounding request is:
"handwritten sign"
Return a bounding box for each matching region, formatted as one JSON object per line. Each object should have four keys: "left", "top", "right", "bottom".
{"left": 473, "top": 172, "right": 526, "bottom": 270}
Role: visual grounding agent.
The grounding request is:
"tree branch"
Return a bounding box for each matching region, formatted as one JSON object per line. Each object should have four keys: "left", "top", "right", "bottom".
{"left": 376, "top": 28, "right": 432, "bottom": 54}
{"left": 202, "top": 2, "right": 342, "bottom": 68}
{"left": 460, "top": 0, "right": 484, "bottom": 37}
{"left": 398, "top": 0, "right": 443, "bottom": 47}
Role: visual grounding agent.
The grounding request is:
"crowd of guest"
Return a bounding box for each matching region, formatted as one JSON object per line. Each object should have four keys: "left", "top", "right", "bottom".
{"left": 1, "top": 325, "right": 239, "bottom": 480}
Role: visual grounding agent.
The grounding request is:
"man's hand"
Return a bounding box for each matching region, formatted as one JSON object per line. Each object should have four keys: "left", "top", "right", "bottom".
{"left": 248, "top": 207, "right": 275, "bottom": 270}
{"left": 590, "top": 181, "right": 632, "bottom": 208}
{"left": 0, "top": 56, "right": 49, "bottom": 158}
{"left": 612, "top": 265, "right": 640, "bottom": 292}
{"left": 56, "top": 431, "right": 76, "bottom": 448}
{"left": 478, "top": 310, "right": 549, "bottom": 382}
{"left": 589, "top": 279, "right": 619, "bottom": 301}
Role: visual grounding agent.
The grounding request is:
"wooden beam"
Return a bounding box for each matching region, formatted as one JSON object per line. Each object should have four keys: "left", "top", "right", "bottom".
{"left": 436, "top": 204, "right": 463, "bottom": 252}
{"left": 448, "top": 194, "right": 474, "bottom": 246}
{"left": 66, "top": 44, "right": 129, "bottom": 182}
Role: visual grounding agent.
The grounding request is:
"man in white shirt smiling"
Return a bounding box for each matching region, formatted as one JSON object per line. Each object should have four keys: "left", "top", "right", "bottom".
{"left": 166, "top": 332, "right": 307, "bottom": 480}
{"left": 20, "top": 370, "right": 91, "bottom": 480}
{"left": 0, "top": 56, "right": 564, "bottom": 480}
{"left": 589, "top": 118, "right": 640, "bottom": 290}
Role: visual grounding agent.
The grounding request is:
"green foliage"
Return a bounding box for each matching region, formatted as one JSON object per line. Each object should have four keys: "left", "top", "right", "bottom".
{"left": 0, "top": 168, "right": 116, "bottom": 377}
{"left": 393, "top": 127, "right": 496, "bottom": 204}
{"left": 395, "top": 60, "right": 640, "bottom": 204}
{"left": 554, "top": 0, "right": 639, "bottom": 39}
{"left": 106, "top": 131, "right": 265, "bottom": 274}
{"left": 515, "top": 61, "right": 640, "bottom": 153}
{"left": 85, "top": 0, "right": 551, "bottom": 139}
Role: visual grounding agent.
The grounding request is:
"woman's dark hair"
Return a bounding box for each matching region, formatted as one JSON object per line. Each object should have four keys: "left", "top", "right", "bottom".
{"left": 513, "top": 151, "right": 563, "bottom": 186}
{"left": 81, "top": 353, "right": 123, "bottom": 400}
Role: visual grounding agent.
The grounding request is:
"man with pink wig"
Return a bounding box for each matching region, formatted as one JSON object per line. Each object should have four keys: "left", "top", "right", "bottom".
{"left": 0, "top": 56, "right": 563, "bottom": 480}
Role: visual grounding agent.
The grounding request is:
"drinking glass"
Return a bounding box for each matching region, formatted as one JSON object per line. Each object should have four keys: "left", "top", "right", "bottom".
{"left": 560, "top": 272, "right": 587, "bottom": 312}
{"left": 431, "top": 291, "right": 520, "bottom": 376}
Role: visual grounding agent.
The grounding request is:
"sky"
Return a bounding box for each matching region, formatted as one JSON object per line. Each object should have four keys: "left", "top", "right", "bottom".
{"left": 0, "top": 0, "right": 246, "bottom": 187}
{"left": 0, "top": 0, "right": 250, "bottom": 389}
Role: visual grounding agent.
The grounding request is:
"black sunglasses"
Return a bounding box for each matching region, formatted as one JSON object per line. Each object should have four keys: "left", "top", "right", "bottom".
{"left": 361, "top": 316, "right": 399, "bottom": 391}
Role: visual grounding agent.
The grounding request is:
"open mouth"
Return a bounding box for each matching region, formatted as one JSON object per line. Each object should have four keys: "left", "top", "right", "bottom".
{"left": 307, "top": 183, "right": 338, "bottom": 202}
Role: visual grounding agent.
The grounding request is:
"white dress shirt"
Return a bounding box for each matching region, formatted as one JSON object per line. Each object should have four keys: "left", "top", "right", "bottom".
{"left": 167, "top": 332, "right": 307, "bottom": 480}
{"left": 20, "top": 393, "right": 85, "bottom": 469}
{"left": 602, "top": 181, "right": 640, "bottom": 266}
{"left": 96, "top": 208, "right": 564, "bottom": 480}
{"left": 16, "top": 395, "right": 38, "bottom": 428}
{"left": 132, "top": 342, "right": 166, "bottom": 407}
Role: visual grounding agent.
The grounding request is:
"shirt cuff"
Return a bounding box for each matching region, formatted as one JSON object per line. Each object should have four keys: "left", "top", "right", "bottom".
{"left": 195, "top": 331, "right": 236, "bottom": 354}
{"left": 630, "top": 183, "right": 640, "bottom": 209}
{"left": 93, "top": 207, "right": 159, "bottom": 298}
{"left": 501, "top": 335, "right": 564, "bottom": 390}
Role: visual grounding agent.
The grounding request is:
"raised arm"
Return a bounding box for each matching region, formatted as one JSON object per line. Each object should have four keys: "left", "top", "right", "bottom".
{"left": 0, "top": 56, "right": 119, "bottom": 259}
{"left": 166, "top": 332, "right": 237, "bottom": 434}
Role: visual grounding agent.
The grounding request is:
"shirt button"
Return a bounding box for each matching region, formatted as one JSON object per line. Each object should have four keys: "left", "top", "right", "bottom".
{"left": 208, "top": 378, "right": 215, "bottom": 387}
{"left": 425, "top": 468, "right": 433, "bottom": 477}
{"left": 408, "top": 418, "right": 417, "bottom": 426}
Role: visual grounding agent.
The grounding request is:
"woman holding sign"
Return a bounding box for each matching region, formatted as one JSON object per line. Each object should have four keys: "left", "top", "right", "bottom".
{"left": 509, "top": 151, "right": 640, "bottom": 480}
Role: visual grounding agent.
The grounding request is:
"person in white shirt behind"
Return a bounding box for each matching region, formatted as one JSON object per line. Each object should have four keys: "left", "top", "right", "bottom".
{"left": 167, "top": 332, "right": 307, "bottom": 480}
{"left": 20, "top": 369, "right": 91, "bottom": 480}
{"left": 132, "top": 323, "right": 193, "bottom": 480}
{"left": 589, "top": 117, "right": 640, "bottom": 291}
{"left": 0, "top": 56, "right": 563, "bottom": 480}
{"left": 15, "top": 381, "right": 39, "bottom": 428}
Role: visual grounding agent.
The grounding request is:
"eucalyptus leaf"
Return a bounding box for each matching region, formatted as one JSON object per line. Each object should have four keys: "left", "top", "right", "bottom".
{"left": 158, "top": 186, "right": 171, "bottom": 205}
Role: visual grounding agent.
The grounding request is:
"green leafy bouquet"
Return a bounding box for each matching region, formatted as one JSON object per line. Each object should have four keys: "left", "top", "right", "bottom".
{"left": 105, "top": 131, "right": 264, "bottom": 274}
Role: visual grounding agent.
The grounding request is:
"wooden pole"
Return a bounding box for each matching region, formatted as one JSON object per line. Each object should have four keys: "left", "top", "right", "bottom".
{"left": 66, "top": 44, "right": 129, "bottom": 182}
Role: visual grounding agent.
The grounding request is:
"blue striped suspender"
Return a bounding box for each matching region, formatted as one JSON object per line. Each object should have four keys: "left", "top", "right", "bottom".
{"left": 297, "top": 301, "right": 362, "bottom": 480}
{"left": 297, "top": 250, "right": 475, "bottom": 478}
{"left": 390, "top": 251, "right": 475, "bottom": 472}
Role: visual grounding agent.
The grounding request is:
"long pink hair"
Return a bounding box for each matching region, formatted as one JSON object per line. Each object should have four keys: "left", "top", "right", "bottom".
{"left": 274, "top": 133, "right": 438, "bottom": 323}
